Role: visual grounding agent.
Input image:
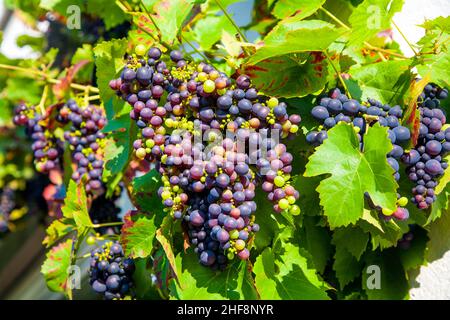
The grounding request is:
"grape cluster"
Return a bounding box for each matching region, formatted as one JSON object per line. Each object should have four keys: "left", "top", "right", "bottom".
{"left": 13, "top": 104, "right": 63, "bottom": 173}
{"left": 0, "top": 188, "right": 15, "bottom": 233}
{"left": 307, "top": 88, "right": 410, "bottom": 220}
{"left": 89, "top": 241, "right": 135, "bottom": 300}
{"left": 58, "top": 100, "right": 107, "bottom": 195}
{"left": 404, "top": 84, "right": 449, "bottom": 209}
{"left": 109, "top": 46, "right": 301, "bottom": 267}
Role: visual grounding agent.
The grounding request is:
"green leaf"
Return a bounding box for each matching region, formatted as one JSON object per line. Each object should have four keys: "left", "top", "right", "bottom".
{"left": 192, "top": 15, "right": 234, "bottom": 51}
{"left": 332, "top": 226, "right": 369, "bottom": 260}
{"left": 298, "top": 215, "right": 332, "bottom": 273}
{"left": 153, "top": 246, "right": 175, "bottom": 297}
{"left": 416, "top": 16, "right": 450, "bottom": 88}
{"left": 304, "top": 123, "right": 398, "bottom": 228}
{"left": 170, "top": 252, "right": 258, "bottom": 300}
{"left": 120, "top": 212, "right": 158, "bottom": 258}
{"left": 247, "top": 20, "right": 344, "bottom": 65}
{"left": 245, "top": 52, "right": 329, "bottom": 98}
{"left": 5, "top": 77, "right": 42, "bottom": 105}
{"left": 43, "top": 218, "right": 75, "bottom": 248}
{"left": 102, "top": 113, "right": 137, "bottom": 194}
{"left": 62, "top": 180, "right": 92, "bottom": 232}
{"left": 133, "top": 258, "right": 162, "bottom": 299}
{"left": 41, "top": 239, "right": 73, "bottom": 294}
{"left": 333, "top": 244, "right": 362, "bottom": 288}
{"left": 254, "top": 245, "right": 330, "bottom": 299}
{"left": 348, "top": 59, "right": 413, "bottom": 104}
{"left": 426, "top": 201, "right": 450, "bottom": 262}
{"left": 398, "top": 227, "right": 428, "bottom": 271}
{"left": 131, "top": 169, "right": 163, "bottom": 214}
{"left": 86, "top": 0, "right": 127, "bottom": 29}
{"left": 93, "top": 39, "right": 128, "bottom": 119}
{"left": 153, "top": 0, "right": 194, "bottom": 44}
{"left": 421, "top": 16, "right": 450, "bottom": 32}
{"left": 426, "top": 183, "right": 450, "bottom": 225}
{"left": 272, "top": 0, "right": 326, "bottom": 20}
{"left": 348, "top": 0, "right": 404, "bottom": 47}
{"left": 417, "top": 51, "right": 450, "bottom": 89}
{"left": 243, "top": 20, "right": 343, "bottom": 97}
{"left": 359, "top": 216, "right": 408, "bottom": 250}
{"left": 155, "top": 216, "right": 179, "bottom": 283}
{"left": 71, "top": 44, "right": 94, "bottom": 83}
{"left": 201, "top": 0, "right": 244, "bottom": 13}
{"left": 362, "top": 250, "right": 408, "bottom": 299}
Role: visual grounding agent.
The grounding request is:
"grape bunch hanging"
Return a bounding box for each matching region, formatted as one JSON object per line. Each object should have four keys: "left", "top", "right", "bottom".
{"left": 405, "top": 84, "right": 449, "bottom": 209}
{"left": 109, "top": 45, "right": 301, "bottom": 268}
{"left": 89, "top": 241, "right": 136, "bottom": 300}
{"left": 307, "top": 88, "right": 411, "bottom": 221}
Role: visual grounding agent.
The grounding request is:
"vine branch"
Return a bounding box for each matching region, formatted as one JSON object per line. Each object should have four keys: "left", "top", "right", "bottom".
{"left": 324, "top": 51, "right": 352, "bottom": 99}
{"left": 319, "top": 7, "right": 410, "bottom": 60}
{"left": 0, "top": 64, "right": 99, "bottom": 93}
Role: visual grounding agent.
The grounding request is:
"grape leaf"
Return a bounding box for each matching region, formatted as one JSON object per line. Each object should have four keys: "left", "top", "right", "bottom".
{"left": 192, "top": 15, "right": 234, "bottom": 51}
{"left": 254, "top": 244, "right": 330, "bottom": 299}
{"left": 416, "top": 16, "right": 450, "bottom": 88}
{"left": 43, "top": 218, "right": 75, "bottom": 248}
{"left": 247, "top": 20, "right": 344, "bottom": 65}
{"left": 402, "top": 76, "right": 430, "bottom": 149}
{"left": 155, "top": 216, "right": 179, "bottom": 283}
{"left": 245, "top": 52, "right": 329, "bottom": 98}
{"left": 359, "top": 216, "right": 408, "bottom": 250}
{"left": 347, "top": 59, "right": 413, "bottom": 105}
{"left": 201, "top": 0, "right": 245, "bottom": 13}
{"left": 362, "top": 250, "right": 408, "bottom": 300}
{"left": 420, "top": 16, "right": 450, "bottom": 32}
{"left": 272, "top": 0, "right": 326, "bottom": 20}
{"left": 333, "top": 244, "right": 362, "bottom": 288}
{"left": 152, "top": 0, "right": 194, "bottom": 44}
{"left": 62, "top": 180, "right": 92, "bottom": 232}
{"left": 417, "top": 49, "right": 450, "bottom": 89}
{"left": 170, "top": 252, "right": 258, "bottom": 300}
{"left": 426, "top": 183, "right": 450, "bottom": 224}
{"left": 348, "top": 0, "right": 404, "bottom": 47}
{"left": 398, "top": 227, "right": 428, "bottom": 271}
{"left": 93, "top": 39, "right": 128, "bottom": 119}
{"left": 120, "top": 212, "right": 158, "bottom": 258}
{"left": 41, "top": 239, "right": 73, "bottom": 295}
{"left": 332, "top": 226, "right": 369, "bottom": 261}
{"left": 133, "top": 258, "right": 162, "bottom": 299}
{"left": 86, "top": 0, "right": 127, "bottom": 30}
{"left": 102, "top": 112, "right": 137, "bottom": 194}
{"left": 153, "top": 246, "right": 176, "bottom": 297}
{"left": 131, "top": 169, "right": 163, "bottom": 214}
{"left": 425, "top": 201, "right": 450, "bottom": 262}
{"left": 71, "top": 44, "right": 94, "bottom": 83}
{"left": 304, "top": 123, "right": 398, "bottom": 228}
{"left": 297, "top": 215, "right": 332, "bottom": 273}
{"left": 435, "top": 154, "right": 450, "bottom": 195}
{"left": 5, "top": 77, "right": 42, "bottom": 105}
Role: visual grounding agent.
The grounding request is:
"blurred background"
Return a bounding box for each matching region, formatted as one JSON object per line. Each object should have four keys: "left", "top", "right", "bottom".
{"left": 0, "top": 0, "right": 449, "bottom": 300}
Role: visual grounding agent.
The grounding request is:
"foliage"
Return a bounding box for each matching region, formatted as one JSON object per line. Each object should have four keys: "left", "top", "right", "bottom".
{"left": 1, "top": 0, "right": 449, "bottom": 301}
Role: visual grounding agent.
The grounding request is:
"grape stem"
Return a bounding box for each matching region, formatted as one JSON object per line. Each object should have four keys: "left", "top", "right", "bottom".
{"left": 92, "top": 221, "right": 124, "bottom": 228}
{"left": 319, "top": 7, "right": 410, "bottom": 60}
{"left": 324, "top": 51, "right": 352, "bottom": 99}
{"left": 180, "top": 34, "right": 212, "bottom": 63}
{"left": 37, "top": 85, "right": 49, "bottom": 115}
{"left": 392, "top": 20, "right": 419, "bottom": 56}
{"left": 0, "top": 63, "right": 99, "bottom": 93}
{"left": 213, "top": 0, "right": 251, "bottom": 56}
{"left": 138, "top": 0, "right": 178, "bottom": 51}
